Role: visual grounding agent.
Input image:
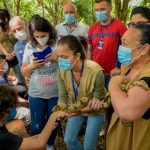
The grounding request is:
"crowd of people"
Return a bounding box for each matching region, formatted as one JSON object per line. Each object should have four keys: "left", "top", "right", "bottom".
{"left": 0, "top": 0, "right": 150, "bottom": 150}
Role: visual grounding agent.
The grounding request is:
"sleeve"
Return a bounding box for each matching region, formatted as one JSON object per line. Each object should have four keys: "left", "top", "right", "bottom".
{"left": 57, "top": 70, "right": 68, "bottom": 104}
{"left": 87, "top": 26, "right": 93, "bottom": 45}
{"left": 83, "top": 24, "right": 89, "bottom": 38}
{"left": 93, "top": 70, "right": 107, "bottom": 100}
{"left": 22, "top": 43, "right": 32, "bottom": 65}
{"left": 2, "top": 131, "right": 23, "bottom": 150}
{"left": 140, "top": 77, "right": 150, "bottom": 88}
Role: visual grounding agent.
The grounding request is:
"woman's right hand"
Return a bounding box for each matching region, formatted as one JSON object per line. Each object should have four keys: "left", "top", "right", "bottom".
{"left": 110, "top": 67, "right": 121, "bottom": 77}
{"left": 88, "top": 98, "right": 101, "bottom": 111}
{"left": 29, "top": 58, "right": 45, "bottom": 69}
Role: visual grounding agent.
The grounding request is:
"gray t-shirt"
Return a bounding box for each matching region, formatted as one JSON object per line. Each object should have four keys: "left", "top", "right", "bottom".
{"left": 22, "top": 42, "right": 58, "bottom": 99}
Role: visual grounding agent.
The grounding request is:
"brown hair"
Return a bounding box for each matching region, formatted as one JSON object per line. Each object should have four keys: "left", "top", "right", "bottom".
{"left": 58, "top": 35, "right": 86, "bottom": 60}
{"left": 95, "top": 0, "right": 112, "bottom": 4}
{"left": 0, "top": 85, "right": 18, "bottom": 119}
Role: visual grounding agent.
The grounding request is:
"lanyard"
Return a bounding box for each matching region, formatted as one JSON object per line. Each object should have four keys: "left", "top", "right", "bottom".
{"left": 71, "top": 61, "right": 84, "bottom": 102}
{"left": 65, "top": 24, "right": 75, "bottom": 35}
{"left": 100, "top": 18, "right": 114, "bottom": 40}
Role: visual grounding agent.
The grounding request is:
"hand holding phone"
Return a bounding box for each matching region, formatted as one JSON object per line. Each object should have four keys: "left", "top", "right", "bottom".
{"left": 30, "top": 58, "right": 45, "bottom": 69}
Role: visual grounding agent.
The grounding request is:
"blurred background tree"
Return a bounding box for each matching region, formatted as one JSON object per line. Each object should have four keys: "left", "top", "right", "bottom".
{"left": 0, "top": 0, "right": 149, "bottom": 26}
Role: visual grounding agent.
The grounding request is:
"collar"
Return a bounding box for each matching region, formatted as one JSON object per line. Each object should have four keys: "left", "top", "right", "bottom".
{"left": 101, "top": 18, "right": 114, "bottom": 27}
{"left": 17, "top": 40, "right": 27, "bottom": 44}
{"left": 63, "top": 21, "right": 79, "bottom": 27}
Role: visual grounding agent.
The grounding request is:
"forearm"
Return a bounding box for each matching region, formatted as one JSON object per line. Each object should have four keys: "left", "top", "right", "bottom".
{"left": 0, "top": 43, "right": 8, "bottom": 56}
{"left": 109, "top": 84, "right": 128, "bottom": 115}
{"left": 21, "top": 64, "right": 33, "bottom": 77}
{"left": 20, "top": 115, "right": 57, "bottom": 149}
{"left": 38, "top": 115, "right": 57, "bottom": 144}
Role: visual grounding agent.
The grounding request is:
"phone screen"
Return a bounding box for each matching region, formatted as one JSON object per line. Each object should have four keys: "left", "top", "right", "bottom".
{"left": 33, "top": 46, "right": 52, "bottom": 60}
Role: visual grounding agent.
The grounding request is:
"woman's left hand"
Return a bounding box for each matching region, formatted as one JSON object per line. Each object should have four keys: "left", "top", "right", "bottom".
{"left": 45, "top": 52, "right": 58, "bottom": 62}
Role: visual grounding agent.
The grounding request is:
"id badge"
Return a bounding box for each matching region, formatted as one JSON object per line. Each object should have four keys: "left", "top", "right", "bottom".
{"left": 98, "top": 40, "right": 104, "bottom": 49}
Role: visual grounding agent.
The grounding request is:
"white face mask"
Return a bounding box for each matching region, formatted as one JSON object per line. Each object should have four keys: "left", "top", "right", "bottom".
{"left": 36, "top": 36, "right": 49, "bottom": 46}
{"left": 0, "top": 62, "right": 9, "bottom": 73}
{"left": 14, "top": 30, "right": 27, "bottom": 41}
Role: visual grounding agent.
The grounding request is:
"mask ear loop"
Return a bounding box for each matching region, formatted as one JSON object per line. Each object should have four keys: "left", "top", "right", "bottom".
{"left": 130, "top": 45, "right": 144, "bottom": 64}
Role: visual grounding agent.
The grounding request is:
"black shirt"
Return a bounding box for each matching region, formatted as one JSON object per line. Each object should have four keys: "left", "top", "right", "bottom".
{"left": 0, "top": 125, "right": 23, "bottom": 150}
{"left": 140, "top": 77, "right": 150, "bottom": 120}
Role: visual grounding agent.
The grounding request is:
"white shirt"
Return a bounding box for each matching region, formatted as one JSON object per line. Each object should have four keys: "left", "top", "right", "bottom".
{"left": 55, "top": 21, "right": 88, "bottom": 39}
{"left": 22, "top": 42, "right": 58, "bottom": 99}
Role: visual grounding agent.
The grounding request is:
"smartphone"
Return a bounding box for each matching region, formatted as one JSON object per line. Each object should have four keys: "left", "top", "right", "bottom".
{"left": 33, "top": 46, "right": 52, "bottom": 60}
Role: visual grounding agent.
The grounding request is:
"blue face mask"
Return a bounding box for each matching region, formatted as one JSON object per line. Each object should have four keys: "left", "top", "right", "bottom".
{"left": 58, "top": 58, "right": 72, "bottom": 71}
{"left": 118, "top": 45, "right": 142, "bottom": 65}
{"left": 96, "top": 11, "right": 107, "bottom": 22}
{"left": 65, "top": 14, "right": 75, "bottom": 24}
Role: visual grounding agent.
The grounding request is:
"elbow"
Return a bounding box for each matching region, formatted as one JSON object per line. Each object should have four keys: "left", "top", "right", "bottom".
{"left": 116, "top": 108, "right": 140, "bottom": 122}
{"left": 37, "top": 139, "right": 46, "bottom": 149}
{"left": 21, "top": 67, "right": 27, "bottom": 77}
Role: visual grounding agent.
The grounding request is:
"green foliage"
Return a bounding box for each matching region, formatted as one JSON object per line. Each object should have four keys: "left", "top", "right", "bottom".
{"left": 73, "top": 0, "right": 96, "bottom": 25}
{"left": 140, "top": 0, "right": 150, "bottom": 7}
{"left": 19, "top": 1, "right": 39, "bottom": 22}
{"left": 0, "top": 0, "right": 149, "bottom": 26}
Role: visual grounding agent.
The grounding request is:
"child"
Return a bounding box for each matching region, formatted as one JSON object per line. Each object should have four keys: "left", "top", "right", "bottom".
{"left": 0, "top": 84, "right": 67, "bottom": 150}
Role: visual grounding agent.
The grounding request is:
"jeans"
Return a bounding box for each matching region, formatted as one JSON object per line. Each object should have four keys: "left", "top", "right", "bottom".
{"left": 64, "top": 113, "right": 104, "bottom": 150}
{"left": 29, "top": 96, "right": 58, "bottom": 146}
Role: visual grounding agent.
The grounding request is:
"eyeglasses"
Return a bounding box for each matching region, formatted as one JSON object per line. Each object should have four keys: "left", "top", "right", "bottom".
{"left": 127, "top": 21, "right": 150, "bottom": 28}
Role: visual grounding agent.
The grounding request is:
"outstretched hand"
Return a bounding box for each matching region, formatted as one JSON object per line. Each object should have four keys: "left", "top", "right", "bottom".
{"left": 30, "top": 58, "right": 45, "bottom": 69}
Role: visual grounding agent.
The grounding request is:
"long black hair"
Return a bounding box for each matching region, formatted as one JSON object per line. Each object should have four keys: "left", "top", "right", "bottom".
{"left": 0, "top": 85, "right": 18, "bottom": 119}
{"left": 131, "top": 7, "right": 150, "bottom": 22}
{"left": 0, "top": 9, "right": 10, "bottom": 32}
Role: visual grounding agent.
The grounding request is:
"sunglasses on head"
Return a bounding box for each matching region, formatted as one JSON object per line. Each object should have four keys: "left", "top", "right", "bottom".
{"left": 127, "top": 21, "right": 150, "bottom": 28}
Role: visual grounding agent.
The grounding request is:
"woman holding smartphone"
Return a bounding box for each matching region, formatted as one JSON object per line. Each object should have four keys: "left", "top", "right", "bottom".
{"left": 21, "top": 16, "right": 58, "bottom": 150}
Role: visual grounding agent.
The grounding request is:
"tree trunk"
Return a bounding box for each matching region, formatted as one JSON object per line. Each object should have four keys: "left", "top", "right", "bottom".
{"left": 92, "top": 0, "right": 96, "bottom": 22}
{"left": 14, "top": 0, "right": 21, "bottom": 15}
{"left": 2, "top": 0, "right": 8, "bottom": 10}
{"left": 113, "top": 0, "right": 130, "bottom": 23}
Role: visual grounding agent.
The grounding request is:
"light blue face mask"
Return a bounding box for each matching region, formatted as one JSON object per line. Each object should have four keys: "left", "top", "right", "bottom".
{"left": 58, "top": 57, "right": 73, "bottom": 71}
{"left": 96, "top": 11, "right": 107, "bottom": 22}
{"left": 65, "top": 14, "right": 75, "bottom": 24}
{"left": 118, "top": 45, "right": 142, "bottom": 65}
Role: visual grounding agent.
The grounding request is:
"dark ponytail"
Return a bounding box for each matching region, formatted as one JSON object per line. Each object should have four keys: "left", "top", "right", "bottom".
{"left": 58, "top": 35, "right": 86, "bottom": 60}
